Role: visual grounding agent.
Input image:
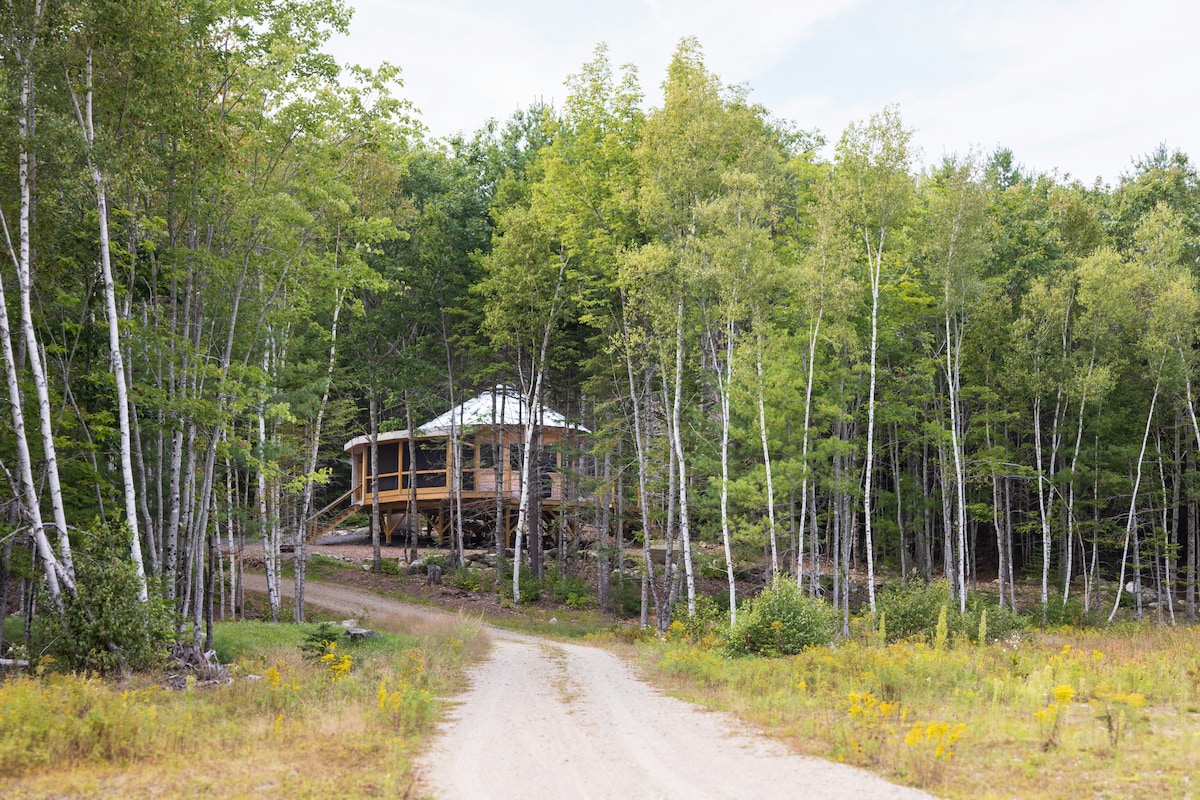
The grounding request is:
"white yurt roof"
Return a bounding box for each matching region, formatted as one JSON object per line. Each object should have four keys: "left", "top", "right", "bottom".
{"left": 343, "top": 386, "right": 587, "bottom": 451}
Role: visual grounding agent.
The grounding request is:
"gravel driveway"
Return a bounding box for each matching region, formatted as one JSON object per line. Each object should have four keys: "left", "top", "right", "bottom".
{"left": 246, "top": 575, "right": 934, "bottom": 800}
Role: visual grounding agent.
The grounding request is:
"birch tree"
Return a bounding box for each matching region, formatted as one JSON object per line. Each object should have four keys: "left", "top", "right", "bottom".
{"left": 832, "top": 106, "right": 914, "bottom": 613}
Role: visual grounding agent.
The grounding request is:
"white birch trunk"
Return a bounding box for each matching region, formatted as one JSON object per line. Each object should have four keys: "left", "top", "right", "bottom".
{"left": 70, "top": 51, "right": 148, "bottom": 600}
{"left": 294, "top": 289, "right": 343, "bottom": 622}
{"left": 671, "top": 301, "right": 695, "bottom": 615}
{"left": 944, "top": 309, "right": 968, "bottom": 612}
{"left": 512, "top": 261, "right": 566, "bottom": 603}
{"left": 862, "top": 234, "right": 883, "bottom": 613}
{"left": 259, "top": 374, "right": 279, "bottom": 621}
{"left": 14, "top": 25, "right": 72, "bottom": 578}
{"left": 0, "top": 237, "right": 65, "bottom": 600}
{"left": 755, "top": 333, "right": 778, "bottom": 577}
{"left": 621, "top": 299, "right": 656, "bottom": 629}
{"left": 796, "top": 308, "right": 821, "bottom": 591}
{"left": 1108, "top": 374, "right": 1161, "bottom": 623}
{"left": 718, "top": 318, "right": 737, "bottom": 626}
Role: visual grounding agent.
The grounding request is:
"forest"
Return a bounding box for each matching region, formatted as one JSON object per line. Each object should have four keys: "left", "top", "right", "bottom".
{"left": 3, "top": 0, "right": 1200, "bottom": 668}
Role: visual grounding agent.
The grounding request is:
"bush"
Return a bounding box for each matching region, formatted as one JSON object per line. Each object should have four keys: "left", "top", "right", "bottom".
{"left": 33, "top": 520, "right": 176, "bottom": 674}
{"left": 551, "top": 573, "right": 592, "bottom": 609}
{"left": 670, "top": 593, "right": 729, "bottom": 648}
{"left": 875, "top": 579, "right": 954, "bottom": 643}
{"left": 1042, "top": 596, "right": 1098, "bottom": 628}
{"left": 300, "top": 623, "right": 344, "bottom": 659}
{"left": 962, "top": 594, "right": 1030, "bottom": 643}
{"left": 498, "top": 565, "right": 542, "bottom": 603}
{"left": 612, "top": 578, "right": 641, "bottom": 617}
{"left": 726, "top": 578, "right": 835, "bottom": 657}
{"left": 448, "top": 567, "right": 487, "bottom": 592}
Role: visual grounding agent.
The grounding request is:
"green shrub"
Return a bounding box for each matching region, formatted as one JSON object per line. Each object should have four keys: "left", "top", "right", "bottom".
{"left": 498, "top": 566, "right": 542, "bottom": 603}
{"left": 612, "top": 579, "right": 641, "bottom": 617}
{"left": 962, "top": 594, "right": 1030, "bottom": 643}
{"left": 448, "top": 567, "right": 484, "bottom": 592}
{"left": 300, "top": 622, "right": 344, "bottom": 659}
{"left": 875, "top": 579, "right": 955, "bottom": 643}
{"left": 551, "top": 573, "right": 592, "bottom": 609}
{"left": 726, "top": 578, "right": 835, "bottom": 657}
{"left": 1042, "top": 596, "right": 1098, "bottom": 627}
{"left": 671, "top": 593, "right": 729, "bottom": 647}
{"left": 33, "top": 520, "right": 176, "bottom": 674}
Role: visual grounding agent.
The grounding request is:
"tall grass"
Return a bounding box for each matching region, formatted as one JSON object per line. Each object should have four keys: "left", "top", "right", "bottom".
{"left": 0, "top": 615, "right": 485, "bottom": 799}
{"left": 642, "top": 623, "right": 1200, "bottom": 797}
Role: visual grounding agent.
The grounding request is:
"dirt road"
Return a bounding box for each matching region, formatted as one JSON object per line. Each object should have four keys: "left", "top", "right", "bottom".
{"left": 249, "top": 576, "right": 933, "bottom": 800}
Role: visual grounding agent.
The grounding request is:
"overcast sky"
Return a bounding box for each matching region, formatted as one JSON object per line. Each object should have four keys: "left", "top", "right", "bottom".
{"left": 325, "top": 0, "right": 1200, "bottom": 186}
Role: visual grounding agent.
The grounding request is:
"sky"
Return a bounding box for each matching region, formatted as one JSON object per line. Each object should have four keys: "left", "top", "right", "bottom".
{"left": 325, "top": 0, "right": 1200, "bottom": 186}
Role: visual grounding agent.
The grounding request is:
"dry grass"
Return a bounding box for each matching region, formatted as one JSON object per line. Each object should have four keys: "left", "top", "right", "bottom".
{"left": 635, "top": 623, "right": 1200, "bottom": 798}
{"left": 0, "top": 614, "right": 486, "bottom": 799}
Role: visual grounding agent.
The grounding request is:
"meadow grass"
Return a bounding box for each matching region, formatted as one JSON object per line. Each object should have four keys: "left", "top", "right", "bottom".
{"left": 637, "top": 623, "right": 1200, "bottom": 798}
{"left": 0, "top": 613, "right": 486, "bottom": 799}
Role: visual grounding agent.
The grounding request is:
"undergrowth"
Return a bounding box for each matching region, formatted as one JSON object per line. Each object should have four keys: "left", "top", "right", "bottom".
{"left": 642, "top": 620, "right": 1200, "bottom": 797}
{"left": 0, "top": 616, "right": 485, "bottom": 799}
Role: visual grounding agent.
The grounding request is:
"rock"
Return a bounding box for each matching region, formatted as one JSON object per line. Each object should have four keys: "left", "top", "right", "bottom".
{"left": 548, "top": 617, "right": 558, "bottom": 625}
{"left": 339, "top": 619, "right": 358, "bottom": 628}
{"left": 427, "top": 564, "right": 443, "bottom": 585}
{"left": 344, "top": 628, "right": 378, "bottom": 641}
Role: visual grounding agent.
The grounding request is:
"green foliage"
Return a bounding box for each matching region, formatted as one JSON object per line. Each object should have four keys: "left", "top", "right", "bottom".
{"left": 1042, "top": 597, "right": 1098, "bottom": 628}
{"left": 933, "top": 605, "right": 949, "bottom": 652}
{"left": 611, "top": 579, "right": 642, "bottom": 618}
{"left": 727, "top": 578, "right": 835, "bottom": 657}
{"left": 33, "top": 520, "right": 176, "bottom": 675}
{"left": 670, "top": 593, "right": 729, "bottom": 647}
{"left": 548, "top": 570, "right": 593, "bottom": 609}
{"left": 447, "top": 567, "right": 492, "bottom": 593}
{"left": 875, "top": 579, "right": 955, "bottom": 644}
{"left": 963, "top": 594, "right": 1029, "bottom": 643}
{"left": 300, "top": 622, "right": 344, "bottom": 660}
{"left": 499, "top": 566, "right": 542, "bottom": 603}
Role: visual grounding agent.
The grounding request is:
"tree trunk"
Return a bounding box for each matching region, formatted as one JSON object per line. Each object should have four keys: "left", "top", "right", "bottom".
{"left": 369, "top": 391, "right": 382, "bottom": 573}
{"left": 670, "top": 301, "right": 695, "bottom": 615}
{"left": 294, "top": 289, "right": 343, "bottom": 622}
{"left": 71, "top": 48, "right": 148, "bottom": 600}
{"left": 1108, "top": 375, "right": 1161, "bottom": 624}
{"left": 756, "top": 334, "right": 778, "bottom": 577}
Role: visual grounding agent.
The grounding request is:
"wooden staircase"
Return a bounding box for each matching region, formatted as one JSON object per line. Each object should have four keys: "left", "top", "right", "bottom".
{"left": 307, "top": 483, "right": 362, "bottom": 542}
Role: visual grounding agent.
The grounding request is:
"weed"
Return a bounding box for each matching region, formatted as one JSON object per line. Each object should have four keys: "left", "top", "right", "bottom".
{"left": 1, "top": 617, "right": 486, "bottom": 795}
{"left": 1090, "top": 688, "right": 1144, "bottom": 753}
{"left": 841, "top": 690, "right": 906, "bottom": 765}
{"left": 448, "top": 567, "right": 488, "bottom": 592}
{"left": 1034, "top": 684, "right": 1075, "bottom": 750}
{"left": 319, "top": 642, "right": 353, "bottom": 683}
{"left": 903, "top": 720, "right": 966, "bottom": 787}
{"left": 638, "top": 618, "right": 1200, "bottom": 799}
{"left": 876, "top": 579, "right": 953, "bottom": 644}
